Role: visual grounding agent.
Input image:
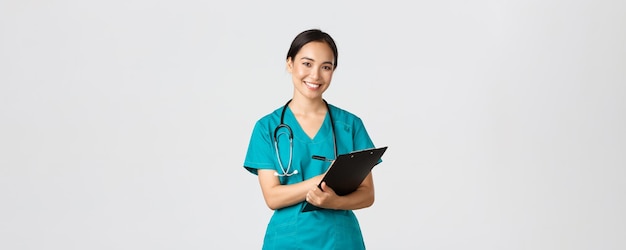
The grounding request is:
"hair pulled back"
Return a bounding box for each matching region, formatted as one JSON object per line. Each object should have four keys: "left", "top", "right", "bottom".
{"left": 286, "top": 29, "right": 338, "bottom": 69}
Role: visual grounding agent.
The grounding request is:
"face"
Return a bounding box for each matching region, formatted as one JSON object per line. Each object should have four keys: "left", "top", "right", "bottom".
{"left": 286, "top": 41, "right": 335, "bottom": 100}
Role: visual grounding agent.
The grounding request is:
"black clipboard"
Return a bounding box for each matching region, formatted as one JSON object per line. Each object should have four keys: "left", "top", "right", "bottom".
{"left": 301, "top": 146, "right": 388, "bottom": 212}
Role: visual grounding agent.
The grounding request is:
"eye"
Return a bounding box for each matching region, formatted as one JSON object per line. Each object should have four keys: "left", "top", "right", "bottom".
{"left": 322, "top": 65, "right": 333, "bottom": 71}
{"left": 302, "top": 62, "right": 312, "bottom": 67}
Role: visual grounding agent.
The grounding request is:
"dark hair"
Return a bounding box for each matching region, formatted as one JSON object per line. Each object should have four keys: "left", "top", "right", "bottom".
{"left": 286, "top": 29, "right": 339, "bottom": 69}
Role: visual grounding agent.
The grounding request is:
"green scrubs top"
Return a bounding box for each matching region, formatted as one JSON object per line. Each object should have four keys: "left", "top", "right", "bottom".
{"left": 243, "top": 102, "right": 379, "bottom": 250}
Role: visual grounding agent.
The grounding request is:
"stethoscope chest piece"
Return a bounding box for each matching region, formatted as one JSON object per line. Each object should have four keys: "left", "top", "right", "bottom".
{"left": 272, "top": 99, "right": 337, "bottom": 177}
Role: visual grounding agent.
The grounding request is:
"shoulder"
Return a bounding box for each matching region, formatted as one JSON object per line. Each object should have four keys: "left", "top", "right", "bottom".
{"left": 263, "top": 103, "right": 288, "bottom": 120}
{"left": 252, "top": 105, "right": 283, "bottom": 129}
{"left": 327, "top": 103, "right": 364, "bottom": 125}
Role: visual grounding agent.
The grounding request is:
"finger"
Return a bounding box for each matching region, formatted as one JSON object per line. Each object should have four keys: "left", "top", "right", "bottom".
{"left": 311, "top": 186, "right": 320, "bottom": 195}
{"left": 320, "top": 182, "right": 336, "bottom": 195}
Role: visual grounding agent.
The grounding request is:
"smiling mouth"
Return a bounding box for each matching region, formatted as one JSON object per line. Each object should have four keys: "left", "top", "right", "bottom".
{"left": 304, "top": 81, "right": 321, "bottom": 89}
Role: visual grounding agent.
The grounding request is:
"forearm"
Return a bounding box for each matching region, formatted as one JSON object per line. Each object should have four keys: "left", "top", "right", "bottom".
{"left": 311, "top": 173, "right": 375, "bottom": 211}
{"left": 331, "top": 185, "right": 375, "bottom": 210}
{"left": 258, "top": 170, "right": 322, "bottom": 210}
{"left": 264, "top": 179, "right": 315, "bottom": 210}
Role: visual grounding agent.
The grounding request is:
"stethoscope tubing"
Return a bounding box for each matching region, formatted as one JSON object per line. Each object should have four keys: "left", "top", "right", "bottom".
{"left": 273, "top": 99, "right": 337, "bottom": 177}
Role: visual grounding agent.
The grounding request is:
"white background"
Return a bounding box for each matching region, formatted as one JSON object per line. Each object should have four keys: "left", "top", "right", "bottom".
{"left": 1, "top": 0, "right": 625, "bottom": 249}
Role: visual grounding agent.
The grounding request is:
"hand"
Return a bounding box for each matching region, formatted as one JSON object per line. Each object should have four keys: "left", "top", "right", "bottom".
{"left": 305, "top": 181, "right": 339, "bottom": 209}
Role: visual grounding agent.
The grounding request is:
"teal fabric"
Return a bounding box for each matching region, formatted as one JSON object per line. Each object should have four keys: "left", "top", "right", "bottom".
{"left": 243, "top": 103, "right": 379, "bottom": 250}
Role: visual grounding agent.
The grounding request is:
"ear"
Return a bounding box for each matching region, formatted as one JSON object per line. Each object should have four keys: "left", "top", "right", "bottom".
{"left": 286, "top": 57, "right": 293, "bottom": 73}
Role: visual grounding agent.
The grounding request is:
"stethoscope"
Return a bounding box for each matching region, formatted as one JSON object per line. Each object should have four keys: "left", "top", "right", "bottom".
{"left": 273, "top": 99, "right": 337, "bottom": 177}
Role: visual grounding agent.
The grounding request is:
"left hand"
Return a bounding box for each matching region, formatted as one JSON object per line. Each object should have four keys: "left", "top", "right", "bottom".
{"left": 305, "top": 182, "right": 339, "bottom": 209}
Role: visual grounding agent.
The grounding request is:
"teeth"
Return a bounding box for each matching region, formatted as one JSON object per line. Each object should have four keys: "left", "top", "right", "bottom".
{"left": 305, "top": 81, "right": 320, "bottom": 89}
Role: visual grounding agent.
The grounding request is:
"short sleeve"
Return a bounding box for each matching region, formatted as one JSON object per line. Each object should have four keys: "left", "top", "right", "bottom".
{"left": 353, "top": 117, "right": 383, "bottom": 164}
{"left": 243, "top": 120, "right": 277, "bottom": 175}
{"left": 352, "top": 117, "right": 375, "bottom": 150}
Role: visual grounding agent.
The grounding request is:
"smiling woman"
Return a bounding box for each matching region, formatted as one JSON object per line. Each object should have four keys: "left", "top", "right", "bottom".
{"left": 242, "top": 29, "right": 383, "bottom": 249}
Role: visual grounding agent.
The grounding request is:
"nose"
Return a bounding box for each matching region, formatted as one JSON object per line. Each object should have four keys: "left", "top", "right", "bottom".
{"left": 309, "top": 67, "right": 321, "bottom": 80}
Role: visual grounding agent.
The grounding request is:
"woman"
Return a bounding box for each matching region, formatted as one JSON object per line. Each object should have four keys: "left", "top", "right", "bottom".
{"left": 243, "top": 29, "right": 381, "bottom": 249}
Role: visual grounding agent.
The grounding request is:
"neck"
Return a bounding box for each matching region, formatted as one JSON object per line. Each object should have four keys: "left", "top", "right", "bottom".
{"left": 288, "top": 97, "right": 327, "bottom": 115}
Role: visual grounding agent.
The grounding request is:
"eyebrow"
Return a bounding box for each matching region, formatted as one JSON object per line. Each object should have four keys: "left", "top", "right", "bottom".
{"left": 300, "top": 57, "right": 334, "bottom": 65}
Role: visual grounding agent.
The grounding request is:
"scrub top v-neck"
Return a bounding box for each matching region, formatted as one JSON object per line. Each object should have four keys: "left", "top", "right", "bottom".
{"left": 243, "top": 103, "right": 379, "bottom": 250}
